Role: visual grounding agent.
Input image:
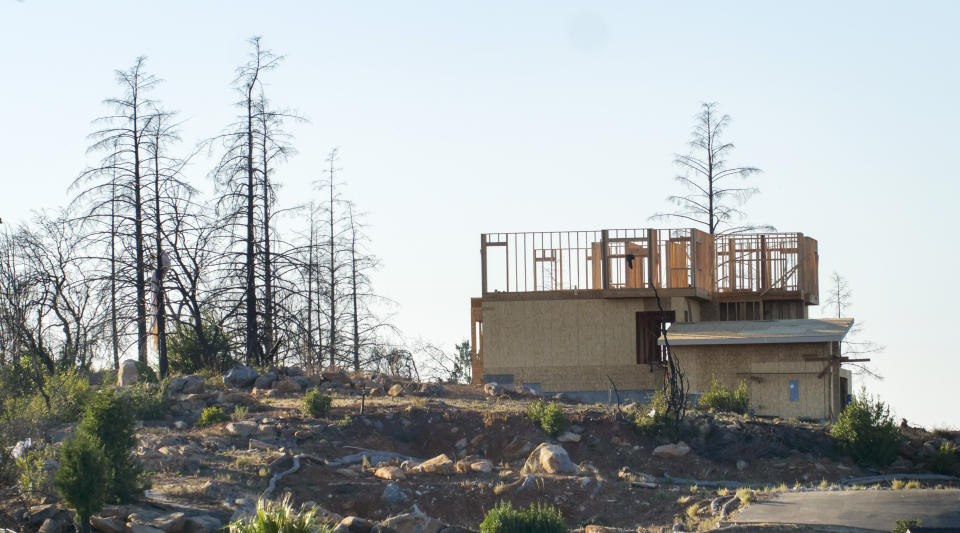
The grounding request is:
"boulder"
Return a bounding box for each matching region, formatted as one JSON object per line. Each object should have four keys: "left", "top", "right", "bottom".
{"left": 380, "top": 481, "right": 408, "bottom": 506}
{"left": 470, "top": 459, "right": 493, "bottom": 473}
{"left": 181, "top": 375, "right": 205, "bottom": 394}
{"left": 337, "top": 516, "right": 374, "bottom": 533}
{"left": 652, "top": 441, "right": 691, "bottom": 458}
{"left": 248, "top": 438, "right": 280, "bottom": 451}
{"left": 273, "top": 379, "right": 302, "bottom": 394}
{"left": 225, "top": 422, "right": 257, "bottom": 437}
{"left": 183, "top": 516, "right": 221, "bottom": 533}
{"left": 128, "top": 511, "right": 186, "bottom": 533}
{"left": 388, "top": 384, "right": 404, "bottom": 397}
{"left": 118, "top": 359, "right": 139, "bottom": 387}
{"left": 224, "top": 366, "right": 258, "bottom": 388}
{"left": 38, "top": 518, "right": 61, "bottom": 533}
{"left": 418, "top": 383, "right": 443, "bottom": 397}
{"left": 91, "top": 516, "right": 125, "bottom": 533}
{"left": 414, "top": 454, "right": 455, "bottom": 475}
{"left": 483, "top": 383, "right": 501, "bottom": 396}
{"left": 375, "top": 465, "right": 406, "bottom": 481}
{"left": 127, "top": 524, "right": 166, "bottom": 533}
{"left": 217, "top": 391, "right": 254, "bottom": 405}
{"left": 556, "top": 431, "right": 581, "bottom": 443}
{"left": 379, "top": 506, "right": 442, "bottom": 533}
{"left": 254, "top": 372, "right": 278, "bottom": 390}
{"left": 521, "top": 443, "right": 577, "bottom": 475}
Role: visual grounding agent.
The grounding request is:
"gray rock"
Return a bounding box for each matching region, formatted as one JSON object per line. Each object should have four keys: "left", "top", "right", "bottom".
{"left": 381, "top": 481, "right": 408, "bottom": 506}
{"left": 652, "top": 441, "right": 691, "bottom": 458}
{"left": 225, "top": 422, "right": 257, "bottom": 437}
{"left": 521, "top": 443, "right": 577, "bottom": 474}
{"left": 128, "top": 511, "right": 186, "bottom": 533}
{"left": 38, "top": 518, "right": 61, "bottom": 533}
{"left": 337, "top": 516, "right": 374, "bottom": 533}
{"left": 273, "top": 379, "right": 302, "bottom": 394}
{"left": 184, "top": 515, "right": 221, "bottom": 533}
{"left": 224, "top": 366, "right": 258, "bottom": 388}
{"left": 91, "top": 516, "right": 125, "bottom": 533}
{"left": 379, "top": 506, "right": 442, "bottom": 533}
{"left": 254, "top": 372, "right": 278, "bottom": 390}
{"left": 557, "top": 431, "right": 581, "bottom": 443}
{"left": 736, "top": 459, "right": 748, "bottom": 471}
{"left": 118, "top": 359, "right": 139, "bottom": 387}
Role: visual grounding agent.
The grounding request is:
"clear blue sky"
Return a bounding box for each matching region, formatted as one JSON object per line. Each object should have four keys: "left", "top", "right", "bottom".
{"left": 2, "top": 1, "right": 958, "bottom": 428}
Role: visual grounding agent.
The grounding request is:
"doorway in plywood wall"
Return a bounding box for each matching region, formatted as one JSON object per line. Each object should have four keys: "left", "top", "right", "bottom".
{"left": 636, "top": 310, "right": 675, "bottom": 368}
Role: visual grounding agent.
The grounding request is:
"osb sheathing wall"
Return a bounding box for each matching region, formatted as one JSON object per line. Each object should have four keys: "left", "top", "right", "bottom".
{"left": 680, "top": 342, "right": 837, "bottom": 419}
{"left": 481, "top": 296, "right": 701, "bottom": 393}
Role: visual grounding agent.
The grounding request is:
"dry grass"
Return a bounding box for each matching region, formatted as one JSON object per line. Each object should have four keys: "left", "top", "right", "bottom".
{"left": 736, "top": 487, "right": 755, "bottom": 505}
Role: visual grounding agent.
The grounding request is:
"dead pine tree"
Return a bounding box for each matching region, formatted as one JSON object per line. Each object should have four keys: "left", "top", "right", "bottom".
{"left": 653, "top": 102, "right": 772, "bottom": 235}
{"left": 210, "top": 36, "right": 283, "bottom": 366}
{"left": 73, "top": 57, "right": 160, "bottom": 364}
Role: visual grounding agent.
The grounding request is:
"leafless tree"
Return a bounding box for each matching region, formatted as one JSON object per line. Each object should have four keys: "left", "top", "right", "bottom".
{"left": 653, "top": 102, "right": 772, "bottom": 235}
{"left": 210, "top": 37, "right": 283, "bottom": 366}
{"left": 823, "top": 271, "right": 884, "bottom": 379}
{"left": 73, "top": 57, "right": 160, "bottom": 365}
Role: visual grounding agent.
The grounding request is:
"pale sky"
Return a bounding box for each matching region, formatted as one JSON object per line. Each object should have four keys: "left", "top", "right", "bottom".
{"left": 2, "top": 1, "right": 958, "bottom": 428}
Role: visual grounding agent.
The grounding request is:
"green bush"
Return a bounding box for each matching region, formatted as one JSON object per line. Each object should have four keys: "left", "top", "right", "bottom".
{"left": 79, "top": 388, "right": 147, "bottom": 502}
{"left": 16, "top": 445, "right": 54, "bottom": 500}
{"left": 134, "top": 361, "right": 159, "bottom": 384}
{"left": 124, "top": 384, "right": 168, "bottom": 421}
{"left": 697, "top": 375, "right": 749, "bottom": 414}
{"left": 630, "top": 389, "right": 675, "bottom": 437}
{"left": 930, "top": 441, "right": 958, "bottom": 475}
{"left": 479, "top": 501, "right": 566, "bottom": 533}
{"left": 39, "top": 368, "right": 93, "bottom": 423}
{"left": 228, "top": 496, "right": 333, "bottom": 533}
{"left": 527, "top": 400, "right": 567, "bottom": 437}
{"left": 196, "top": 406, "right": 229, "bottom": 427}
{"left": 54, "top": 432, "right": 107, "bottom": 533}
{"left": 303, "top": 390, "right": 332, "bottom": 418}
{"left": 893, "top": 519, "right": 921, "bottom": 533}
{"left": 831, "top": 390, "right": 902, "bottom": 467}
{"left": 167, "top": 319, "right": 234, "bottom": 374}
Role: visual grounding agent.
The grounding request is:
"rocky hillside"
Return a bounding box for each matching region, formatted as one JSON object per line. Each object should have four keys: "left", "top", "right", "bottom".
{"left": 2, "top": 365, "right": 958, "bottom": 533}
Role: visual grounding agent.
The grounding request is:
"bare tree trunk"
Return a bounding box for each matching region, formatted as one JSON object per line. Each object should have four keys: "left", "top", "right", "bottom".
{"left": 152, "top": 127, "right": 168, "bottom": 378}
{"left": 328, "top": 156, "right": 336, "bottom": 369}
{"left": 132, "top": 79, "right": 148, "bottom": 365}
{"left": 244, "top": 78, "right": 259, "bottom": 366}
{"left": 110, "top": 188, "right": 119, "bottom": 370}
{"left": 349, "top": 206, "right": 360, "bottom": 372}
{"left": 261, "top": 126, "right": 274, "bottom": 364}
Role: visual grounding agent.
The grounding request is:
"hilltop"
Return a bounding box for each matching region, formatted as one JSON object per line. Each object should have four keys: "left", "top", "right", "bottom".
{"left": 2, "top": 366, "right": 958, "bottom": 533}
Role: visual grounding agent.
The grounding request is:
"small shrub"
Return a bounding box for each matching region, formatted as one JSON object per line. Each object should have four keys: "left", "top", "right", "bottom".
{"left": 527, "top": 400, "right": 567, "bottom": 437}
{"left": 232, "top": 405, "right": 249, "bottom": 422}
{"left": 196, "top": 406, "right": 228, "bottom": 427}
{"left": 54, "top": 432, "right": 107, "bottom": 533}
{"left": 891, "top": 479, "right": 906, "bottom": 490}
{"left": 479, "top": 501, "right": 566, "bottom": 533}
{"left": 697, "top": 375, "right": 749, "bottom": 414}
{"left": 228, "top": 496, "right": 333, "bottom": 533}
{"left": 17, "top": 446, "right": 54, "bottom": 500}
{"left": 79, "top": 388, "right": 147, "bottom": 502}
{"left": 630, "top": 389, "right": 677, "bottom": 437}
{"left": 831, "top": 390, "right": 902, "bottom": 467}
{"left": 167, "top": 319, "right": 234, "bottom": 375}
{"left": 904, "top": 480, "right": 921, "bottom": 489}
{"left": 133, "top": 361, "right": 159, "bottom": 384}
{"left": 930, "top": 441, "right": 958, "bottom": 475}
{"left": 303, "top": 390, "right": 332, "bottom": 418}
{"left": 40, "top": 369, "right": 94, "bottom": 422}
{"left": 124, "top": 384, "right": 168, "bottom": 421}
{"left": 736, "top": 487, "right": 755, "bottom": 505}
{"left": 893, "top": 519, "right": 921, "bottom": 533}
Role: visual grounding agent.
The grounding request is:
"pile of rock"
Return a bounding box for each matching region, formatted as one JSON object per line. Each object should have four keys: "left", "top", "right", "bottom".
{"left": 220, "top": 366, "right": 446, "bottom": 399}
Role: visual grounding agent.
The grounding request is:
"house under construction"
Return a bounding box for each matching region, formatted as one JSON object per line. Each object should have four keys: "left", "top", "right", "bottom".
{"left": 469, "top": 228, "right": 857, "bottom": 420}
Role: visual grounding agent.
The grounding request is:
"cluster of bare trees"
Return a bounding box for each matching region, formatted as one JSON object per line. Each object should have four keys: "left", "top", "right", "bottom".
{"left": 0, "top": 37, "right": 396, "bottom": 380}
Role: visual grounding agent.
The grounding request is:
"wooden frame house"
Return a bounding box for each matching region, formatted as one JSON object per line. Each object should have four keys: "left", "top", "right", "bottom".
{"left": 469, "top": 227, "right": 855, "bottom": 420}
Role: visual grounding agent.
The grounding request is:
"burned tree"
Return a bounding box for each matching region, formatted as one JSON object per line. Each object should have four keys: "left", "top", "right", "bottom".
{"left": 654, "top": 102, "right": 771, "bottom": 235}
{"left": 73, "top": 57, "right": 159, "bottom": 365}
{"left": 210, "top": 37, "right": 283, "bottom": 366}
